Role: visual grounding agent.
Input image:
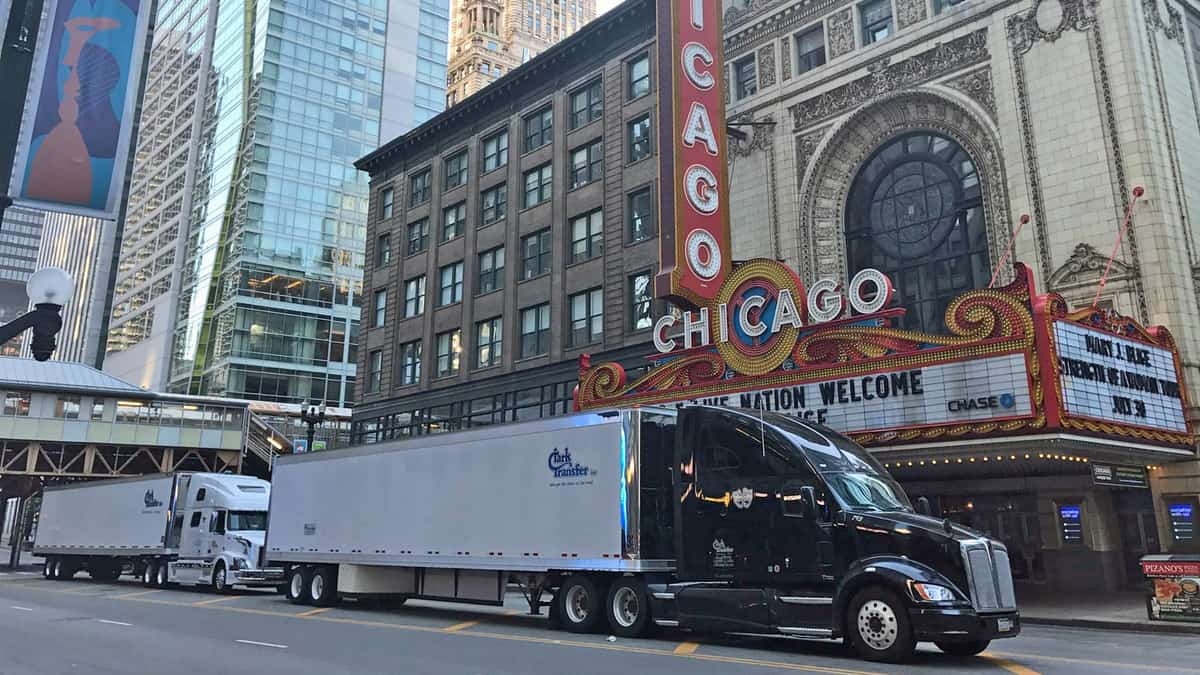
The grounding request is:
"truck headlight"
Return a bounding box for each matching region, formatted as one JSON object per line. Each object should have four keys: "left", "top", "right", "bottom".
{"left": 910, "top": 582, "right": 955, "bottom": 602}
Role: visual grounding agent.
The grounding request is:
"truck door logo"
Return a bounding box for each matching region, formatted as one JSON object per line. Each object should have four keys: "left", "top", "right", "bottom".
{"left": 712, "top": 538, "right": 734, "bottom": 568}
{"left": 548, "top": 448, "right": 593, "bottom": 478}
{"left": 732, "top": 487, "right": 753, "bottom": 509}
{"left": 144, "top": 490, "right": 163, "bottom": 508}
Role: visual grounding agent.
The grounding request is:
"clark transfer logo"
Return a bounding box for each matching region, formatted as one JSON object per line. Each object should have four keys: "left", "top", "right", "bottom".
{"left": 548, "top": 448, "right": 595, "bottom": 479}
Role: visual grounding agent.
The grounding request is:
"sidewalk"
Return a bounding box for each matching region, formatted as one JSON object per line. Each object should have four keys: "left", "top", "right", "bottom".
{"left": 0, "top": 546, "right": 39, "bottom": 572}
{"left": 1016, "top": 582, "right": 1200, "bottom": 635}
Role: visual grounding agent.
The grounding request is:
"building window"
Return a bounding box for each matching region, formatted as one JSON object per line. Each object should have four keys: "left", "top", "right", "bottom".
{"left": 373, "top": 288, "right": 388, "bottom": 327}
{"left": 55, "top": 395, "right": 81, "bottom": 419}
{"left": 376, "top": 233, "right": 391, "bottom": 268}
{"left": 445, "top": 150, "right": 468, "bottom": 189}
{"left": 845, "top": 132, "right": 987, "bottom": 334}
{"left": 523, "top": 163, "right": 553, "bottom": 207}
{"left": 628, "top": 114, "right": 652, "bottom": 162}
{"left": 524, "top": 106, "right": 553, "bottom": 152}
{"left": 570, "top": 139, "right": 604, "bottom": 189}
{"left": 628, "top": 187, "right": 655, "bottom": 242}
{"left": 443, "top": 202, "right": 466, "bottom": 241}
{"left": 569, "top": 288, "right": 603, "bottom": 347}
{"left": 569, "top": 209, "right": 603, "bottom": 264}
{"left": 628, "top": 54, "right": 650, "bottom": 99}
{"left": 407, "top": 219, "right": 429, "bottom": 255}
{"left": 439, "top": 262, "right": 464, "bottom": 306}
{"left": 482, "top": 130, "right": 509, "bottom": 172}
{"left": 520, "top": 304, "right": 550, "bottom": 357}
{"left": 409, "top": 169, "right": 431, "bottom": 206}
{"left": 734, "top": 55, "right": 757, "bottom": 99}
{"left": 368, "top": 350, "right": 383, "bottom": 393}
{"left": 380, "top": 187, "right": 394, "bottom": 219}
{"left": 481, "top": 183, "right": 507, "bottom": 225}
{"left": 404, "top": 276, "right": 426, "bottom": 317}
{"left": 399, "top": 340, "right": 422, "bottom": 386}
{"left": 521, "top": 229, "right": 552, "bottom": 279}
{"left": 629, "top": 272, "right": 653, "bottom": 331}
{"left": 861, "top": 0, "right": 893, "bottom": 45}
{"left": 91, "top": 398, "right": 106, "bottom": 420}
{"left": 478, "top": 247, "right": 505, "bottom": 294}
{"left": 476, "top": 317, "right": 503, "bottom": 367}
{"left": 436, "top": 329, "right": 462, "bottom": 377}
{"left": 570, "top": 79, "right": 603, "bottom": 128}
{"left": 795, "top": 26, "right": 826, "bottom": 74}
{"left": 934, "top": 0, "right": 967, "bottom": 13}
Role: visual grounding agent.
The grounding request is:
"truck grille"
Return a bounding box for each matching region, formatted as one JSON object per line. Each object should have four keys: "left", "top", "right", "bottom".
{"left": 961, "top": 540, "right": 1017, "bottom": 612}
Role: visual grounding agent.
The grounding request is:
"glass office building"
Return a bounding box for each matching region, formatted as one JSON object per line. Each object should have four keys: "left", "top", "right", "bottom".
{"left": 104, "top": 0, "right": 448, "bottom": 406}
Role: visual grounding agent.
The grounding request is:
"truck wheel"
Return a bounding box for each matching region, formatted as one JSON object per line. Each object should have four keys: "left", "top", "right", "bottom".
{"left": 309, "top": 566, "right": 338, "bottom": 607}
{"left": 556, "top": 575, "right": 602, "bottom": 633}
{"left": 605, "top": 577, "right": 651, "bottom": 638}
{"left": 286, "top": 566, "right": 311, "bottom": 605}
{"left": 142, "top": 561, "right": 156, "bottom": 587}
{"left": 43, "top": 558, "right": 54, "bottom": 579}
{"left": 155, "top": 562, "right": 169, "bottom": 588}
{"left": 936, "top": 639, "right": 990, "bottom": 657}
{"left": 212, "top": 562, "right": 231, "bottom": 594}
{"left": 52, "top": 558, "right": 69, "bottom": 580}
{"left": 846, "top": 587, "right": 916, "bottom": 663}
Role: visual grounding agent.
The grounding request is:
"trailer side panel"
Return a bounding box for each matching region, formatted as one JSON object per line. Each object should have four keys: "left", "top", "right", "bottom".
{"left": 33, "top": 475, "right": 177, "bottom": 555}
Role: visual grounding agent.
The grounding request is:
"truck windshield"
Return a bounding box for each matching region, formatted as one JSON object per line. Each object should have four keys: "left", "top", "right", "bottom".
{"left": 228, "top": 511, "right": 267, "bottom": 531}
{"left": 762, "top": 412, "right": 913, "bottom": 513}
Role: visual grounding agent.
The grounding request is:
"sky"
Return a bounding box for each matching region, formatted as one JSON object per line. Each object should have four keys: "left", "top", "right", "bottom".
{"left": 596, "top": 0, "right": 623, "bottom": 15}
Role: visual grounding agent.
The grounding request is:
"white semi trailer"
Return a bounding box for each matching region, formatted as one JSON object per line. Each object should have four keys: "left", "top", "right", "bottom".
{"left": 33, "top": 472, "right": 280, "bottom": 591}
{"left": 267, "top": 407, "right": 1020, "bottom": 663}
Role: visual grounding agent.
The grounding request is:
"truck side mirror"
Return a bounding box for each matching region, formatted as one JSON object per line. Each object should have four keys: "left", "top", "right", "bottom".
{"left": 800, "top": 486, "right": 818, "bottom": 519}
{"left": 916, "top": 497, "right": 932, "bottom": 517}
{"left": 783, "top": 483, "right": 817, "bottom": 518}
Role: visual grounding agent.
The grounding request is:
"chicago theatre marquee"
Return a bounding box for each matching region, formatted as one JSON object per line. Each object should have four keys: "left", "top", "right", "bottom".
{"left": 577, "top": 0, "right": 1200, "bottom": 593}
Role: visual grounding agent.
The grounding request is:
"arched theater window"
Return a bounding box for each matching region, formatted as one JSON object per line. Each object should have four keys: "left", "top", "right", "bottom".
{"left": 844, "top": 132, "right": 991, "bottom": 333}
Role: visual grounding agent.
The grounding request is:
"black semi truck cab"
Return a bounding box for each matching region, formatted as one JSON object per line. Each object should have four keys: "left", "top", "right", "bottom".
{"left": 642, "top": 406, "right": 1019, "bottom": 662}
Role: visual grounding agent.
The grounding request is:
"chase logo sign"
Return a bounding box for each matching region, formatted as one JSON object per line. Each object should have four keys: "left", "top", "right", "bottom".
{"left": 947, "top": 393, "right": 1015, "bottom": 413}
{"left": 548, "top": 448, "right": 593, "bottom": 479}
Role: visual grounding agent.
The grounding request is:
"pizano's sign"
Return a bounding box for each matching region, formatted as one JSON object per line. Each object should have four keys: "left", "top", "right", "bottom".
{"left": 655, "top": 0, "right": 733, "bottom": 307}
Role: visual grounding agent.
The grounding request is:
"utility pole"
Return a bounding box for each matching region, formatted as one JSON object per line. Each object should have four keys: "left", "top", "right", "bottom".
{"left": 0, "top": 0, "right": 46, "bottom": 227}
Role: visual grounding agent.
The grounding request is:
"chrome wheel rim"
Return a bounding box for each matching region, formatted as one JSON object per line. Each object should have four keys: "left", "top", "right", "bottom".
{"left": 144, "top": 565, "right": 152, "bottom": 584}
{"left": 564, "top": 584, "right": 591, "bottom": 625}
{"left": 215, "top": 567, "right": 226, "bottom": 590}
{"left": 44, "top": 560, "right": 52, "bottom": 578}
{"left": 290, "top": 571, "right": 304, "bottom": 598}
{"left": 157, "top": 564, "right": 167, "bottom": 585}
{"left": 311, "top": 574, "right": 324, "bottom": 601}
{"left": 611, "top": 586, "right": 639, "bottom": 628}
{"left": 53, "top": 560, "right": 62, "bottom": 578}
{"left": 857, "top": 599, "right": 898, "bottom": 651}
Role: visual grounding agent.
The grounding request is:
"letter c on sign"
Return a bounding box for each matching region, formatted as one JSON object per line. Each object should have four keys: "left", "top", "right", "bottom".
{"left": 737, "top": 295, "right": 768, "bottom": 338}
{"left": 653, "top": 315, "right": 677, "bottom": 352}
{"left": 682, "top": 42, "right": 714, "bottom": 90}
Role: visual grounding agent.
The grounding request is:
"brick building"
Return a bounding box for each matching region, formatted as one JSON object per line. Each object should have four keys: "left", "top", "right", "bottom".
{"left": 722, "top": 0, "right": 1200, "bottom": 590}
{"left": 355, "top": 0, "right": 661, "bottom": 437}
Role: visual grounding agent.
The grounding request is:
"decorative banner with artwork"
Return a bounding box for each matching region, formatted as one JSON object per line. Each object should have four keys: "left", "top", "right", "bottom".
{"left": 576, "top": 261, "right": 1194, "bottom": 450}
{"left": 12, "top": 0, "right": 152, "bottom": 218}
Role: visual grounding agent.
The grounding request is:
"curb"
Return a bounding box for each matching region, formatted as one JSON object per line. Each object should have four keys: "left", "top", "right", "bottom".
{"left": 1023, "top": 616, "right": 1200, "bottom": 635}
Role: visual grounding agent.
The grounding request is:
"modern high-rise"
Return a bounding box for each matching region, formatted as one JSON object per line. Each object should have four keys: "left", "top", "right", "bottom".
{"left": 103, "top": 0, "right": 450, "bottom": 406}
{"left": 444, "top": 0, "right": 595, "bottom": 106}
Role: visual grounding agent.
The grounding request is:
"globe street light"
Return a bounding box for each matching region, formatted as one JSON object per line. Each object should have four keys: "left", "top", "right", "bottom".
{"left": 0, "top": 267, "right": 74, "bottom": 361}
{"left": 299, "top": 400, "right": 326, "bottom": 453}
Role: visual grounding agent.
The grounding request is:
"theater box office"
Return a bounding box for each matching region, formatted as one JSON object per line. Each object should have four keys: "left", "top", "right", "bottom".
{"left": 576, "top": 261, "right": 1197, "bottom": 593}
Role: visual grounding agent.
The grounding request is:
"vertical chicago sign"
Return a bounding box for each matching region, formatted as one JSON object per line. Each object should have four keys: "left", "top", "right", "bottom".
{"left": 655, "top": 0, "right": 734, "bottom": 307}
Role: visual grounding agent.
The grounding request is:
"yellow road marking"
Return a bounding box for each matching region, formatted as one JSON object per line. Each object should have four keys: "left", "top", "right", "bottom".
{"left": 981, "top": 654, "right": 1040, "bottom": 675}
{"left": 444, "top": 620, "right": 479, "bottom": 632}
{"left": 674, "top": 641, "right": 700, "bottom": 655}
{"left": 989, "top": 650, "right": 1199, "bottom": 673}
{"left": 295, "top": 607, "right": 331, "bottom": 618}
{"left": 192, "top": 595, "right": 247, "bottom": 606}
{"left": 112, "top": 589, "right": 163, "bottom": 599}
{"left": 503, "top": 609, "right": 523, "bottom": 616}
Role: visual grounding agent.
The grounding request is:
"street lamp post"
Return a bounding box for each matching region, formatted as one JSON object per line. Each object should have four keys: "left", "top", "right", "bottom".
{"left": 299, "top": 401, "right": 326, "bottom": 453}
{"left": 0, "top": 267, "right": 74, "bottom": 361}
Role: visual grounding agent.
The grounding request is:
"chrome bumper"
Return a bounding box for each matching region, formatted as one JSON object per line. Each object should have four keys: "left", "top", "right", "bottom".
{"left": 231, "top": 567, "right": 286, "bottom": 584}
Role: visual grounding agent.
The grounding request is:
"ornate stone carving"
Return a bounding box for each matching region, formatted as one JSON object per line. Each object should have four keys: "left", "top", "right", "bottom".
{"left": 896, "top": 0, "right": 927, "bottom": 30}
{"left": 1049, "top": 243, "right": 1134, "bottom": 288}
{"left": 944, "top": 67, "right": 997, "bottom": 120}
{"left": 826, "top": 8, "right": 855, "bottom": 60}
{"left": 1143, "top": 0, "right": 1184, "bottom": 43}
{"left": 780, "top": 36, "right": 792, "bottom": 81}
{"left": 724, "top": 0, "right": 844, "bottom": 58}
{"left": 724, "top": 0, "right": 787, "bottom": 30}
{"left": 729, "top": 113, "right": 775, "bottom": 160}
{"left": 796, "top": 91, "right": 1014, "bottom": 286}
{"left": 758, "top": 44, "right": 777, "bottom": 89}
{"left": 789, "top": 30, "right": 988, "bottom": 131}
{"left": 1007, "top": 0, "right": 1097, "bottom": 55}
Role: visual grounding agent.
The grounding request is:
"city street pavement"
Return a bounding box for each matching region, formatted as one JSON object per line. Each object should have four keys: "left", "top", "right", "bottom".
{"left": 1, "top": 572, "right": 1198, "bottom": 675}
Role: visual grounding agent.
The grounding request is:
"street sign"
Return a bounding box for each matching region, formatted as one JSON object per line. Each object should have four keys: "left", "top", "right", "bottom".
{"left": 1091, "top": 463, "right": 1148, "bottom": 489}
{"left": 312, "top": 440, "right": 327, "bottom": 452}
{"left": 293, "top": 438, "right": 308, "bottom": 454}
